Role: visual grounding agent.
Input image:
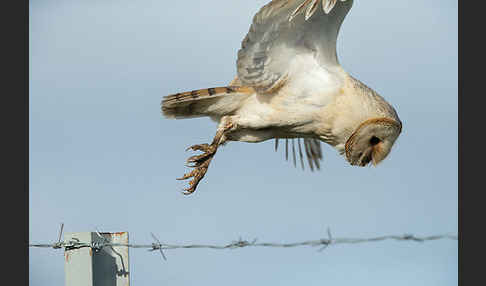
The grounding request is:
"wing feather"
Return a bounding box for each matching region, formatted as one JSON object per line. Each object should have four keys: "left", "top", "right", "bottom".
{"left": 237, "top": 0, "right": 353, "bottom": 93}
{"left": 276, "top": 138, "right": 323, "bottom": 171}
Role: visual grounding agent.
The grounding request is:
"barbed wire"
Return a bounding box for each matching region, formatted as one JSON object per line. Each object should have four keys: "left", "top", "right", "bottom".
{"left": 29, "top": 224, "right": 458, "bottom": 260}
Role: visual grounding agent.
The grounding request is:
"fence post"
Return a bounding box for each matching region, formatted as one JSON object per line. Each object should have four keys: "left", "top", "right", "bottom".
{"left": 64, "top": 232, "right": 130, "bottom": 286}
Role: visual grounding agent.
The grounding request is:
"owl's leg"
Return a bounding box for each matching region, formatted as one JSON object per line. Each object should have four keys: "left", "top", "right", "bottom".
{"left": 177, "top": 117, "right": 235, "bottom": 195}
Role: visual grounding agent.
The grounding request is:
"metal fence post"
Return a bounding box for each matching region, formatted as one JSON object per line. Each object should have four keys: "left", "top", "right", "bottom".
{"left": 64, "top": 232, "right": 130, "bottom": 286}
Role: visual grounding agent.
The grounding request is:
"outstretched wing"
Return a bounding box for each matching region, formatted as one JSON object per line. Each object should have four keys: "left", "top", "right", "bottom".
{"left": 237, "top": 0, "right": 353, "bottom": 93}
{"left": 275, "top": 138, "right": 323, "bottom": 171}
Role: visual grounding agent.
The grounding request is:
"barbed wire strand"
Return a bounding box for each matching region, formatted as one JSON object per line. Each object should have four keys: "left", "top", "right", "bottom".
{"left": 29, "top": 224, "right": 457, "bottom": 261}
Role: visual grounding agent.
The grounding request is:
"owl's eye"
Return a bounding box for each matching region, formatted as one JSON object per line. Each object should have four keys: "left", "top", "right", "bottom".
{"left": 370, "top": 136, "right": 381, "bottom": 146}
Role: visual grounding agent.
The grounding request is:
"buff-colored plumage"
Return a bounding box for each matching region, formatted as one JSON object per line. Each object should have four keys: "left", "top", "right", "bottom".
{"left": 162, "top": 0, "right": 402, "bottom": 194}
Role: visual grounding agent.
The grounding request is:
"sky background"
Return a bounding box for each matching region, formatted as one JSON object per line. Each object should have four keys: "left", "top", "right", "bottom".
{"left": 29, "top": 0, "right": 458, "bottom": 285}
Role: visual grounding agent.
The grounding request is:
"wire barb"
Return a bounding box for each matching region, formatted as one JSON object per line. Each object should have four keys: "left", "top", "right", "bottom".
{"left": 150, "top": 233, "right": 167, "bottom": 261}
{"left": 318, "top": 227, "right": 333, "bottom": 252}
{"left": 52, "top": 223, "right": 64, "bottom": 249}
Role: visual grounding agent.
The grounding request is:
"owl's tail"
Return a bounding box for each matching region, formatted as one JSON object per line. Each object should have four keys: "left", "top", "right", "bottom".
{"left": 161, "top": 86, "right": 253, "bottom": 119}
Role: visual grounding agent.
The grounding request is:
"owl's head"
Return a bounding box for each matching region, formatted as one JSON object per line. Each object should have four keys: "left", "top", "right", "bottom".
{"left": 344, "top": 117, "right": 402, "bottom": 167}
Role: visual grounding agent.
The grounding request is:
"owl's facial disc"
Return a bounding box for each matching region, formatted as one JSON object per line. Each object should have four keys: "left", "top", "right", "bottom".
{"left": 345, "top": 118, "right": 402, "bottom": 167}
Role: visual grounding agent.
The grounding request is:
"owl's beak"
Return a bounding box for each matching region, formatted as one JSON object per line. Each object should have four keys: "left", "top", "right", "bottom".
{"left": 357, "top": 147, "right": 373, "bottom": 167}
{"left": 352, "top": 144, "right": 386, "bottom": 167}
{"left": 347, "top": 147, "right": 373, "bottom": 167}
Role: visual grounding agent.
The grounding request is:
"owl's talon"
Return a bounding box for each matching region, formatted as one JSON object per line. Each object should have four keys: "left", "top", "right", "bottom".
{"left": 182, "top": 187, "right": 196, "bottom": 195}
{"left": 186, "top": 143, "right": 210, "bottom": 152}
{"left": 177, "top": 169, "right": 197, "bottom": 180}
{"left": 187, "top": 154, "right": 205, "bottom": 163}
{"left": 187, "top": 147, "right": 217, "bottom": 163}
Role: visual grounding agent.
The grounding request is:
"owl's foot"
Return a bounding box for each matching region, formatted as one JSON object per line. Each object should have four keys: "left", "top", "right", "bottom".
{"left": 177, "top": 143, "right": 216, "bottom": 195}
{"left": 177, "top": 121, "right": 234, "bottom": 195}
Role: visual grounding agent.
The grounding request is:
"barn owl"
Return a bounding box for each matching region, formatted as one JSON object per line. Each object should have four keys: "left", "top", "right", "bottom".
{"left": 161, "top": 0, "right": 402, "bottom": 195}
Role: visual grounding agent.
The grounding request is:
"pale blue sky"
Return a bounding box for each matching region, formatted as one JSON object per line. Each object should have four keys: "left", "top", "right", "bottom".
{"left": 29, "top": 1, "right": 457, "bottom": 285}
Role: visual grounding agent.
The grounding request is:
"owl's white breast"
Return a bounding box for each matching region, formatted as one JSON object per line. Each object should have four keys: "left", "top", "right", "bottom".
{"left": 234, "top": 54, "right": 346, "bottom": 137}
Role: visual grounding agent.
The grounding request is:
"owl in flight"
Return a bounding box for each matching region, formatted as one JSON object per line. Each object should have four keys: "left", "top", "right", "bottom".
{"left": 162, "top": 0, "right": 402, "bottom": 195}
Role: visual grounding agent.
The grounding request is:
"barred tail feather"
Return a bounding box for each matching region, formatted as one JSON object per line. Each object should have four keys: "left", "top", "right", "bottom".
{"left": 161, "top": 86, "right": 253, "bottom": 119}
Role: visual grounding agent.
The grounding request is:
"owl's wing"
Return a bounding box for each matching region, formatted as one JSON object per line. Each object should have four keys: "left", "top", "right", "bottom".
{"left": 275, "top": 138, "right": 323, "bottom": 171}
{"left": 237, "top": 0, "right": 353, "bottom": 93}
